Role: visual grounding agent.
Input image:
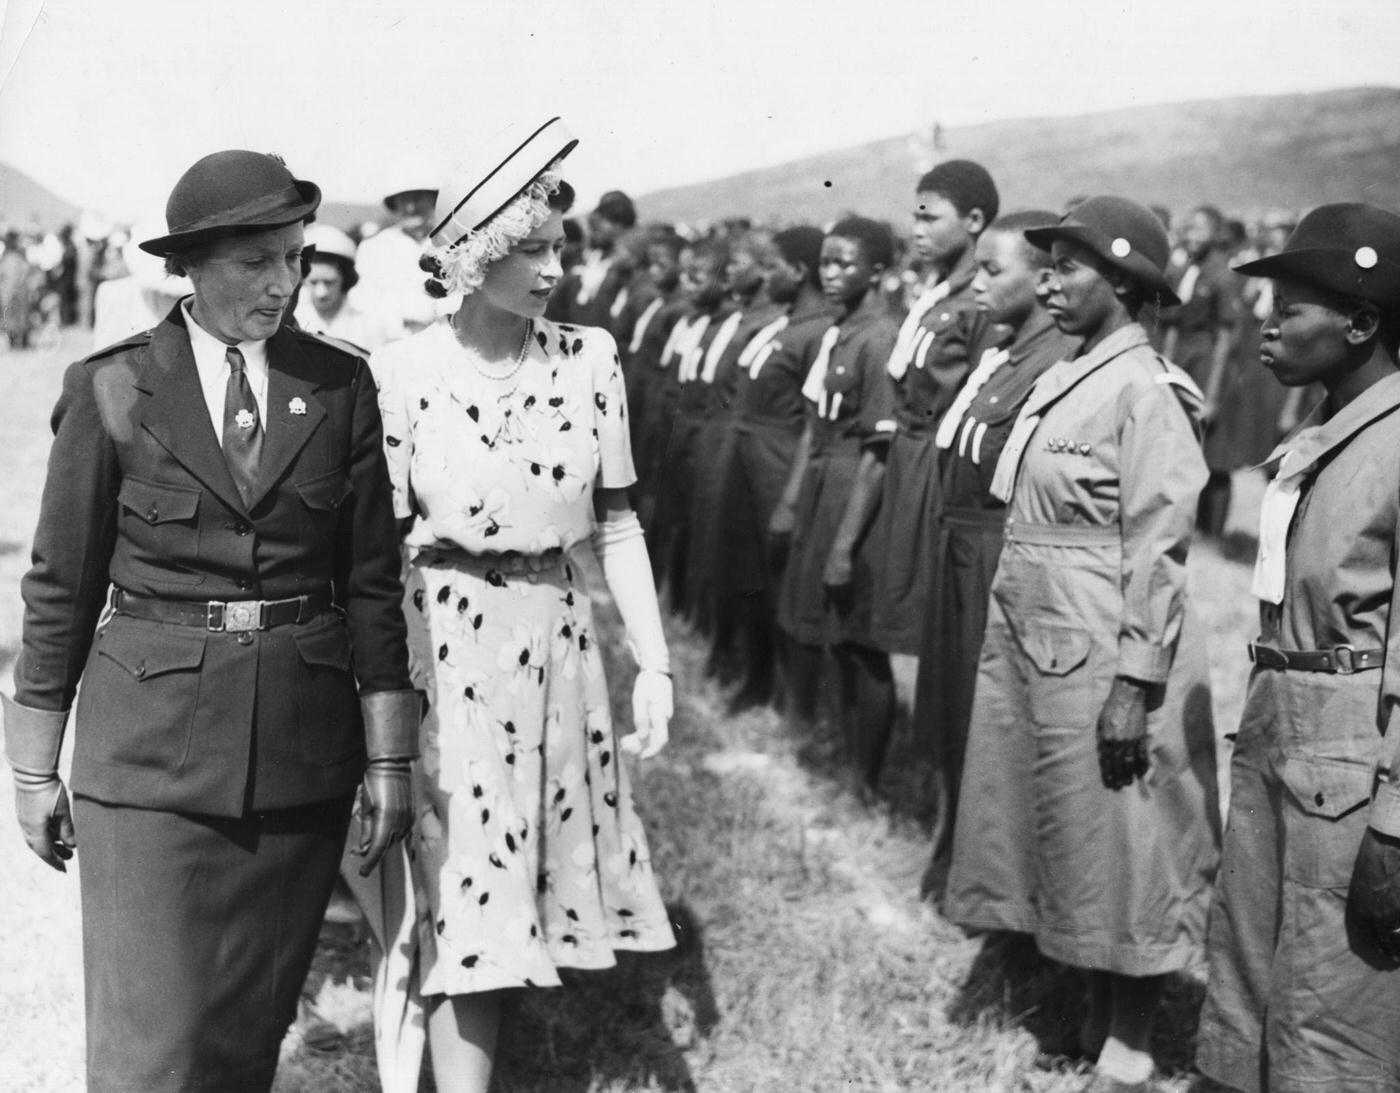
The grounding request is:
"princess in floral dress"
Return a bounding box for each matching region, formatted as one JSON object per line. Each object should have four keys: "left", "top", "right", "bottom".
{"left": 370, "top": 118, "right": 675, "bottom": 1092}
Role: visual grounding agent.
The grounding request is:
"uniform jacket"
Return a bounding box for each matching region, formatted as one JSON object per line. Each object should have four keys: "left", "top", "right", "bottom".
{"left": 14, "top": 304, "right": 411, "bottom": 816}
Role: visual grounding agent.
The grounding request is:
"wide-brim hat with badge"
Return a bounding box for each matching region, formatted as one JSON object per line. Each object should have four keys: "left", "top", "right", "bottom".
{"left": 429, "top": 116, "right": 578, "bottom": 250}
{"left": 1233, "top": 202, "right": 1400, "bottom": 313}
{"left": 1024, "top": 195, "right": 1181, "bottom": 307}
{"left": 140, "top": 150, "right": 321, "bottom": 257}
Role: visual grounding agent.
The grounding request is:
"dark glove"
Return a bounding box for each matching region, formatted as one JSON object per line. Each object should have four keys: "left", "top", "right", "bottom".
{"left": 1095, "top": 676, "right": 1151, "bottom": 790}
{"left": 352, "top": 690, "right": 421, "bottom": 877}
{"left": 2, "top": 697, "right": 75, "bottom": 872}
{"left": 1348, "top": 826, "right": 1400, "bottom": 965}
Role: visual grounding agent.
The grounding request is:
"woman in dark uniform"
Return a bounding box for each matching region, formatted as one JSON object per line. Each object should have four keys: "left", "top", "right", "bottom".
{"left": 912, "top": 210, "right": 1080, "bottom": 901}
{"left": 772, "top": 217, "right": 899, "bottom": 797}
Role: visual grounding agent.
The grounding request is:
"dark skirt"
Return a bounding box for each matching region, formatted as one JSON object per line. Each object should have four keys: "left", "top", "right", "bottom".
{"left": 913, "top": 508, "right": 1006, "bottom": 765}
{"left": 76, "top": 793, "right": 352, "bottom": 1093}
{"left": 777, "top": 445, "right": 879, "bottom": 647}
{"left": 866, "top": 429, "right": 943, "bottom": 654}
{"left": 712, "top": 418, "right": 802, "bottom": 603}
{"left": 687, "top": 413, "right": 739, "bottom": 607}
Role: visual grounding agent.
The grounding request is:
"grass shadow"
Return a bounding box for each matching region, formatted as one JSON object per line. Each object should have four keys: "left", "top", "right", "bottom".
{"left": 496, "top": 903, "right": 716, "bottom": 1092}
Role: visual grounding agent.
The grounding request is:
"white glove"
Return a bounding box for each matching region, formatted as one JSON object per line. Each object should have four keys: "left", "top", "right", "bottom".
{"left": 626, "top": 669, "right": 673, "bottom": 758}
{"left": 594, "top": 509, "right": 672, "bottom": 759}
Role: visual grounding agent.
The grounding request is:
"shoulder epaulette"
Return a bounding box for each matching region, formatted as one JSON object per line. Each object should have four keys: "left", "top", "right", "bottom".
{"left": 290, "top": 325, "right": 369, "bottom": 360}
{"left": 84, "top": 328, "right": 153, "bottom": 363}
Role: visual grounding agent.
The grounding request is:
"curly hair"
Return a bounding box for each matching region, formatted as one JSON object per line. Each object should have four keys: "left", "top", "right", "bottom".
{"left": 419, "top": 164, "right": 574, "bottom": 299}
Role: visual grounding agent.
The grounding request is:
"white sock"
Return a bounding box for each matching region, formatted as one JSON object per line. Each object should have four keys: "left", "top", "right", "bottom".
{"left": 1096, "top": 1035, "right": 1153, "bottom": 1084}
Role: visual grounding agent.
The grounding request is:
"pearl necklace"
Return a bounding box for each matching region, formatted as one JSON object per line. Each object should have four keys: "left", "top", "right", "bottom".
{"left": 458, "top": 318, "right": 534, "bottom": 384}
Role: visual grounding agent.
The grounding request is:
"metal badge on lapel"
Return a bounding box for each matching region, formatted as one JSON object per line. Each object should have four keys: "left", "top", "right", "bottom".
{"left": 289, "top": 397, "right": 307, "bottom": 416}
{"left": 235, "top": 409, "right": 256, "bottom": 429}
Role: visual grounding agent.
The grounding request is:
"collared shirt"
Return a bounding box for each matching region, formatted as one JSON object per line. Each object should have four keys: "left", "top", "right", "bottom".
{"left": 182, "top": 300, "right": 270, "bottom": 444}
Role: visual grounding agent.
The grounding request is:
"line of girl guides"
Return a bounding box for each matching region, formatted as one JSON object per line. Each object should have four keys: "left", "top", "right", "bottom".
{"left": 547, "top": 153, "right": 1400, "bottom": 1092}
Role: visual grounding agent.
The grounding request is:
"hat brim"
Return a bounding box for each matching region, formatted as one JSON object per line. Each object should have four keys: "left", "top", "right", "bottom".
{"left": 1233, "top": 248, "right": 1400, "bottom": 309}
{"left": 138, "top": 179, "right": 322, "bottom": 257}
{"left": 1025, "top": 223, "right": 1181, "bottom": 307}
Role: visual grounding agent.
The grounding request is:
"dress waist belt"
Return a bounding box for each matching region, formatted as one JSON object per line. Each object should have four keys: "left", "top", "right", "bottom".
{"left": 1248, "top": 641, "right": 1383, "bottom": 675}
{"left": 113, "top": 588, "right": 333, "bottom": 632}
{"left": 411, "top": 545, "right": 567, "bottom": 575}
{"left": 1002, "top": 520, "right": 1120, "bottom": 548}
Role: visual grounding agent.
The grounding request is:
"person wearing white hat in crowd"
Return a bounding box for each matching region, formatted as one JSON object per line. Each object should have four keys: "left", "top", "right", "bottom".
{"left": 293, "top": 224, "right": 403, "bottom": 352}
{"left": 370, "top": 117, "right": 676, "bottom": 1092}
{"left": 90, "top": 217, "right": 193, "bottom": 347}
{"left": 355, "top": 164, "right": 444, "bottom": 337}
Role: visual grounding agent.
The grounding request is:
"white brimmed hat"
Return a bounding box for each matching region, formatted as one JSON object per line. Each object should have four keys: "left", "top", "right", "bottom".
{"left": 429, "top": 117, "right": 578, "bottom": 249}
{"left": 305, "top": 224, "right": 357, "bottom": 263}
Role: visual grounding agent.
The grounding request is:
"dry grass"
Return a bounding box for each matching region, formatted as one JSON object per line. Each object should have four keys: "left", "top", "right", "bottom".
{"left": 0, "top": 332, "right": 1264, "bottom": 1093}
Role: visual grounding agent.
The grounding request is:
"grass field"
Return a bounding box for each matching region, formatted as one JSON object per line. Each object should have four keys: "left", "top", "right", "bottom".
{"left": 0, "top": 330, "right": 1263, "bottom": 1093}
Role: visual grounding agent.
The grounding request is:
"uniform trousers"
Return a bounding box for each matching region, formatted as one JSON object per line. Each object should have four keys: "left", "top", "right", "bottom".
{"left": 76, "top": 791, "right": 353, "bottom": 1093}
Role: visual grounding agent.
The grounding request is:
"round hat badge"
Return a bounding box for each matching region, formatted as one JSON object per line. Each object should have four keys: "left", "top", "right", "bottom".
{"left": 1355, "top": 246, "right": 1379, "bottom": 270}
{"left": 1110, "top": 238, "right": 1132, "bottom": 258}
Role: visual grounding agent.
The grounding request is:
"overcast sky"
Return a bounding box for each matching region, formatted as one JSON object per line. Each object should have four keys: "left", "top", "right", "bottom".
{"left": 2, "top": 0, "right": 1397, "bottom": 225}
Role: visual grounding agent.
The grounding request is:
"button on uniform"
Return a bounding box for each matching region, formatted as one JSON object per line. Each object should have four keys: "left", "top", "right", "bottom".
{"left": 236, "top": 632, "right": 254, "bottom": 646}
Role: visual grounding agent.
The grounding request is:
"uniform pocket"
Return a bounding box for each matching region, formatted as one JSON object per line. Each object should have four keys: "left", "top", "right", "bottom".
{"left": 1006, "top": 615, "right": 1096, "bottom": 726}
{"left": 1280, "top": 753, "right": 1377, "bottom": 888}
{"left": 292, "top": 618, "right": 361, "bottom": 766}
{"left": 294, "top": 469, "right": 351, "bottom": 553}
{"left": 117, "top": 477, "right": 203, "bottom": 585}
{"left": 80, "top": 619, "right": 206, "bottom": 770}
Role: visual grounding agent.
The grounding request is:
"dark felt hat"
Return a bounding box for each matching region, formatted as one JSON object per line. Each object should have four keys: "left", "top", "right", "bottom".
{"left": 1024, "top": 195, "right": 1180, "bottom": 306}
{"left": 1233, "top": 202, "right": 1400, "bottom": 309}
{"left": 140, "top": 150, "right": 321, "bottom": 257}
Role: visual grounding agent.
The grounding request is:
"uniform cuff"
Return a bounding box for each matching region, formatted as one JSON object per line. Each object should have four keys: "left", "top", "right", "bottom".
{"left": 1369, "top": 780, "right": 1400, "bottom": 838}
{"left": 1116, "top": 638, "right": 1171, "bottom": 684}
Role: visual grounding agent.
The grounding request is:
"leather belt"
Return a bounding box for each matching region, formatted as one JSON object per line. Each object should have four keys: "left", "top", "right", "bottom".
{"left": 1247, "top": 641, "right": 1383, "bottom": 675}
{"left": 113, "top": 588, "right": 333, "bottom": 632}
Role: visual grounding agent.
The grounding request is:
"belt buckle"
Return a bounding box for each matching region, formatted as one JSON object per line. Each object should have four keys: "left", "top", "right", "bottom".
{"left": 1249, "top": 642, "right": 1288, "bottom": 670}
{"left": 1333, "top": 644, "right": 1357, "bottom": 675}
{"left": 221, "top": 600, "right": 263, "bottom": 632}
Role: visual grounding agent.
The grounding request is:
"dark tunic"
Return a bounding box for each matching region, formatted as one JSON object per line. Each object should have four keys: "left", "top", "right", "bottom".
{"left": 863, "top": 269, "right": 987, "bottom": 654}
{"left": 713, "top": 304, "right": 837, "bottom": 603}
{"left": 776, "top": 305, "right": 898, "bottom": 647}
{"left": 911, "top": 312, "right": 1079, "bottom": 764}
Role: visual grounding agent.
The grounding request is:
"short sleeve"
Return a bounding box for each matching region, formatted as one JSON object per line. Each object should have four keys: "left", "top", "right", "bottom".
{"left": 855, "top": 325, "right": 899, "bottom": 442}
{"left": 368, "top": 344, "right": 415, "bottom": 520}
{"left": 589, "top": 329, "right": 637, "bottom": 489}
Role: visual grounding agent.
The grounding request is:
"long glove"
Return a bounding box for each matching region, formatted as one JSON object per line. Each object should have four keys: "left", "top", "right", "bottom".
{"left": 594, "top": 510, "right": 672, "bottom": 759}
{"left": 1, "top": 695, "right": 76, "bottom": 872}
{"left": 1349, "top": 826, "right": 1400, "bottom": 965}
{"left": 354, "top": 690, "right": 420, "bottom": 877}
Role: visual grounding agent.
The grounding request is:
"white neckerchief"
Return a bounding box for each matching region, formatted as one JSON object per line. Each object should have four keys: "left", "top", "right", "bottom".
{"left": 699, "top": 310, "right": 744, "bottom": 384}
{"left": 887, "top": 280, "right": 950, "bottom": 381}
{"left": 1175, "top": 263, "right": 1201, "bottom": 304}
{"left": 800, "top": 325, "right": 844, "bottom": 419}
{"left": 609, "top": 285, "right": 629, "bottom": 320}
{"left": 738, "top": 314, "right": 790, "bottom": 379}
{"left": 935, "top": 345, "right": 1010, "bottom": 449}
{"left": 1251, "top": 442, "right": 1316, "bottom": 604}
{"left": 628, "top": 297, "right": 664, "bottom": 355}
{"left": 675, "top": 315, "right": 713, "bottom": 382}
{"left": 182, "top": 300, "right": 270, "bottom": 444}
{"left": 574, "top": 249, "right": 611, "bottom": 305}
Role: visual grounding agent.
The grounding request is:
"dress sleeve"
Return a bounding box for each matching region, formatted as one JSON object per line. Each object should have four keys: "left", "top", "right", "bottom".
{"left": 368, "top": 344, "right": 415, "bottom": 521}
{"left": 1369, "top": 480, "right": 1400, "bottom": 835}
{"left": 1115, "top": 375, "right": 1208, "bottom": 682}
{"left": 590, "top": 329, "right": 637, "bottom": 489}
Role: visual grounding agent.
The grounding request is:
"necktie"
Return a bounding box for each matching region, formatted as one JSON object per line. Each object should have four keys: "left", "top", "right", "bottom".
{"left": 222, "top": 347, "right": 263, "bottom": 506}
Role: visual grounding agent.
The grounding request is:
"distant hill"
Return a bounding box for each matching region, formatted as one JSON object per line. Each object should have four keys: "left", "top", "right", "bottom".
{"left": 0, "top": 162, "right": 81, "bottom": 231}
{"left": 0, "top": 160, "right": 390, "bottom": 237}
{"left": 639, "top": 86, "right": 1400, "bottom": 227}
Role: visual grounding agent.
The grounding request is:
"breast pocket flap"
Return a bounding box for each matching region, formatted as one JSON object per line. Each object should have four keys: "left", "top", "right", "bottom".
{"left": 1007, "top": 618, "right": 1090, "bottom": 677}
{"left": 1281, "top": 755, "right": 1375, "bottom": 821}
{"left": 118, "top": 478, "right": 200, "bottom": 524}
{"left": 295, "top": 472, "right": 351, "bottom": 512}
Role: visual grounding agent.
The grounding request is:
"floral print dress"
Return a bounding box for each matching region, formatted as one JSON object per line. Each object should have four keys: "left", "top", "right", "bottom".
{"left": 372, "top": 317, "right": 675, "bottom": 996}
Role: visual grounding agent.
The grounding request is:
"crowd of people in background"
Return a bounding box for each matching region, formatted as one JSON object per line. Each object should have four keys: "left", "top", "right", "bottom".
{"left": 8, "top": 147, "right": 1400, "bottom": 1093}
